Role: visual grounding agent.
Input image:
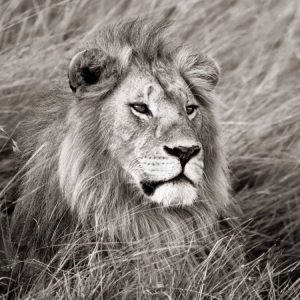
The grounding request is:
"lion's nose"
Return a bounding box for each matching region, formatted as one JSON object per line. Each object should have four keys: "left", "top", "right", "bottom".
{"left": 163, "top": 145, "right": 201, "bottom": 166}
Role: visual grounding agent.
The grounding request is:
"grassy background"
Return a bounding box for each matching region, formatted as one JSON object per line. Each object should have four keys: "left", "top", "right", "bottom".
{"left": 0, "top": 0, "right": 300, "bottom": 299}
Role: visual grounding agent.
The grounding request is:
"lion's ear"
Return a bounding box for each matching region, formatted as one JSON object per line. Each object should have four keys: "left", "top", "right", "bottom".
{"left": 68, "top": 48, "right": 111, "bottom": 96}
{"left": 189, "top": 54, "right": 220, "bottom": 91}
{"left": 176, "top": 50, "right": 220, "bottom": 91}
{"left": 202, "top": 55, "right": 220, "bottom": 88}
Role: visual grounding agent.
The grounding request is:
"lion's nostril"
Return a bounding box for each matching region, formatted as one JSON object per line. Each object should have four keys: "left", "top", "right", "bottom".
{"left": 164, "top": 145, "right": 201, "bottom": 166}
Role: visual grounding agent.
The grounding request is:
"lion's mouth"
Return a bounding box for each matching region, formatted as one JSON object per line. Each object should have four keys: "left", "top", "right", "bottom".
{"left": 141, "top": 174, "right": 194, "bottom": 196}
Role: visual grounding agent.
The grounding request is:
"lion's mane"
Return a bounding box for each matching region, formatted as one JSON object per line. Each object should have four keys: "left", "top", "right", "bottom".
{"left": 11, "top": 18, "right": 243, "bottom": 290}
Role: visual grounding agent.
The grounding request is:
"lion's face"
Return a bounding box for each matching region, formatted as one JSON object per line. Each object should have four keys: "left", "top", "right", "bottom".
{"left": 106, "top": 69, "right": 204, "bottom": 206}
{"left": 66, "top": 37, "right": 223, "bottom": 212}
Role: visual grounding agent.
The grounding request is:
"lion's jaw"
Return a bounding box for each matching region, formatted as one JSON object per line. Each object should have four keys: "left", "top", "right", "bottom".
{"left": 107, "top": 69, "right": 204, "bottom": 207}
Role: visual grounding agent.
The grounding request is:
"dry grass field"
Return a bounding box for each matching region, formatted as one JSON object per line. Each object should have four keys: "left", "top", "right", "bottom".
{"left": 0, "top": 0, "right": 300, "bottom": 299}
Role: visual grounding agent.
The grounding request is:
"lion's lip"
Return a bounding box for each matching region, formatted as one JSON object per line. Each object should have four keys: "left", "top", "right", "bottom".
{"left": 141, "top": 173, "right": 194, "bottom": 196}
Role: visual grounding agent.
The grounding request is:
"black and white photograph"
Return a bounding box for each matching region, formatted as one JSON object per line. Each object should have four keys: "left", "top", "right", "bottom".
{"left": 0, "top": 0, "right": 299, "bottom": 299}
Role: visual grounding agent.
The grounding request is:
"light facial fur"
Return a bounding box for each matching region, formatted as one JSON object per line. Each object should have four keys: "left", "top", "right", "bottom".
{"left": 105, "top": 69, "right": 204, "bottom": 206}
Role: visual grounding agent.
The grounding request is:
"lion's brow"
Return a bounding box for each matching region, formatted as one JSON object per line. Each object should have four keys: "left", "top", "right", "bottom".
{"left": 134, "top": 82, "right": 163, "bottom": 101}
{"left": 136, "top": 90, "right": 144, "bottom": 98}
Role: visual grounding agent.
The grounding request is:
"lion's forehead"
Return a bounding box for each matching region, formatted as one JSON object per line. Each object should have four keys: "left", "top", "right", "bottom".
{"left": 117, "top": 67, "right": 194, "bottom": 109}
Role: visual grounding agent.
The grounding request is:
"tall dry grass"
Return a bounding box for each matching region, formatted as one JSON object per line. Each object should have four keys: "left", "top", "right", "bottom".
{"left": 0, "top": 0, "right": 300, "bottom": 299}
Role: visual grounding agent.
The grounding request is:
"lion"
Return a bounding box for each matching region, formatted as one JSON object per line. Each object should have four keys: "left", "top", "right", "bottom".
{"left": 9, "top": 18, "right": 243, "bottom": 294}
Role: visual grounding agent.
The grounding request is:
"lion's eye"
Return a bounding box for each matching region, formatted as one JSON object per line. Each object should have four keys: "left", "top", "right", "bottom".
{"left": 130, "top": 103, "right": 150, "bottom": 115}
{"left": 186, "top": 105, "right": 198, "bottom": 115}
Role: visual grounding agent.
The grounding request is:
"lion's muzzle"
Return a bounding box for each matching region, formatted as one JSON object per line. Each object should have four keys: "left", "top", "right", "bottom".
{"left": 129, "top": 142, "right": 204, "bottom": 206}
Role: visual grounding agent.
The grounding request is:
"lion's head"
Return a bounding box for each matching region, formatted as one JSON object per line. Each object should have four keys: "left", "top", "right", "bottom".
{"left": 57, "top": 19, "right": 230, "bottom": 219}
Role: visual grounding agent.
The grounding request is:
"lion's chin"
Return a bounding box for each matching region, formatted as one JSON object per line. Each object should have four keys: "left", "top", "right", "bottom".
{"left": 149, "top": 181, "right": 198, "bottom": 207}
